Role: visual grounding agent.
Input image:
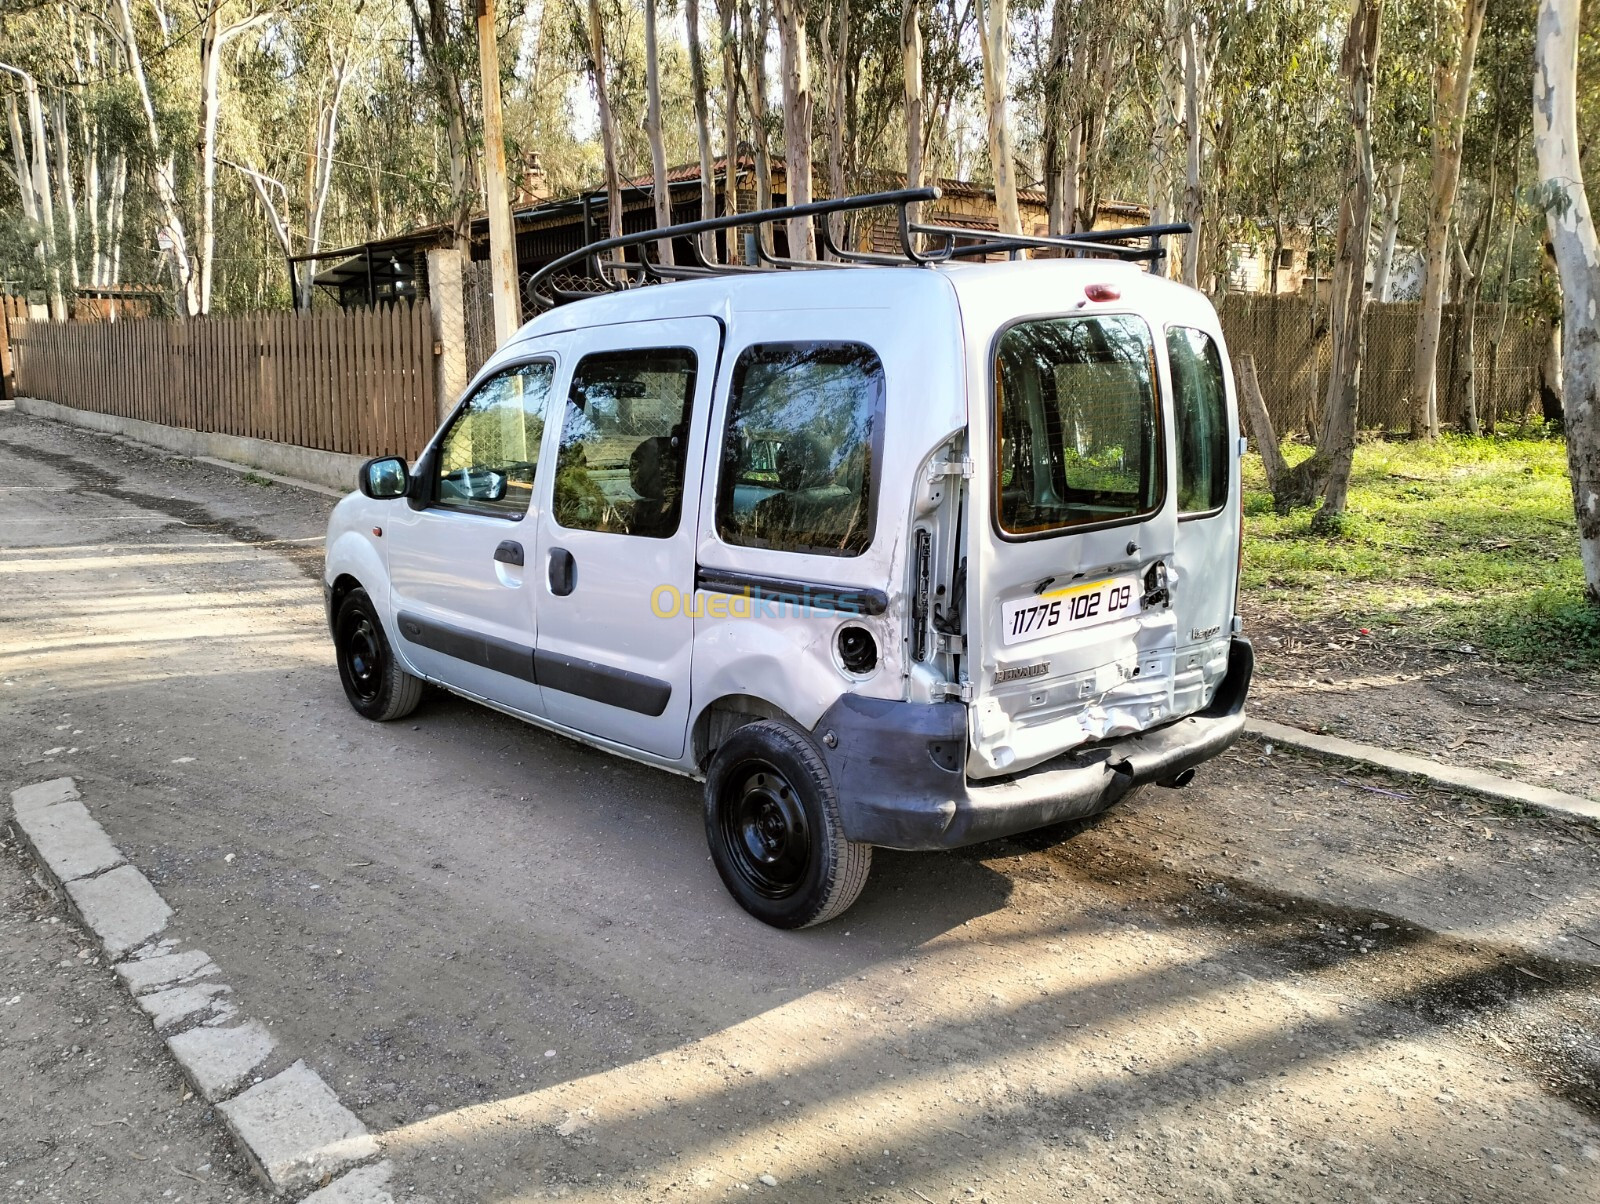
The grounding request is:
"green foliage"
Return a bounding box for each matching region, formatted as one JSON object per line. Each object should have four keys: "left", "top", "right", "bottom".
{"left": 1241, "top": 434, "right": 1599, "bottom": 669}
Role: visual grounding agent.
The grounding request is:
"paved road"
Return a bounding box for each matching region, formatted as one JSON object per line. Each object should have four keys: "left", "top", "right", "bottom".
{"left": 3, "top": 404, "right": 1598, "bottom": 1203}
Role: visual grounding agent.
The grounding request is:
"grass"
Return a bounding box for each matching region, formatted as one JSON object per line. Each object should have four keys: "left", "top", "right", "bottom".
{"left": 1240, "top": 431, "right": 1600, "bottom": 669}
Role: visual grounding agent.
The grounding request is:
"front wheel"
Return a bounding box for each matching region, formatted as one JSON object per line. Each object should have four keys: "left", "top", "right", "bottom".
{"left": 704, "top": 720, "right": 872, "bottom": 929}
{"left": 334, "top": 587, "right": 423, "bottom": 721}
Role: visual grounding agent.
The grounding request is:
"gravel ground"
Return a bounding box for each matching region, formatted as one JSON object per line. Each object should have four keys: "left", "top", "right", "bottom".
{"left": 2, "top": 402, "right": 1597, "bottom": 1203}
{"left": 1248, "top": 608, "right": 1600, "bottom": 803}
{"left": 0, "top": 828, "right": 269, "bottom": 1204}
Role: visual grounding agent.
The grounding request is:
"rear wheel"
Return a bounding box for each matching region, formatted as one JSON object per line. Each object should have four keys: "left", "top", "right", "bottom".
{"left": 334, "top": 588, "right": 423, "bottom": 721}
{"left": 704, "top": 720, "right": 872, "bottom": 929}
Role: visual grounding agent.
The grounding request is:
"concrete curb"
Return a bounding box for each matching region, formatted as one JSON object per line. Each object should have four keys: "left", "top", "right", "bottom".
{"left": 13, "top": 396, "right": 361, "bottom": 497}
{"left": 6, "top": 777, "right": 397, "bottom": 1201}
{"left": 1245, "top": 718, "right": 1600, "bottom": 823}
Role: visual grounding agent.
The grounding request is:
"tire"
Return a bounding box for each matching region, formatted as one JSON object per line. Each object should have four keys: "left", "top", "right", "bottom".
{"left": 704, "top": 720, "right": 873, "bottom": 929}
{"left": 333, "top": 587, "right": 423, "bottom": 722}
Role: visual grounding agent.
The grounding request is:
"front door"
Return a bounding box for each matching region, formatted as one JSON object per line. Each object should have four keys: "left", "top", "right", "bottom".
{"left": 385, "top": 357, "right": 559, "bottom": 715}
{"left": 532, "top": 317, "right": 723, "bottom": 758}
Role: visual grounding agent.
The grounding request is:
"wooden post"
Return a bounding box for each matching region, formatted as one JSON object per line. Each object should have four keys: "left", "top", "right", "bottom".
{"left": 427, "top": 246, "right": 468, "bottom": 421}
{"left": 477, "top": 0, "right": 519, "bottom": 347}
{"left": 0, "top": 296, "right": 17, "bottom": 400}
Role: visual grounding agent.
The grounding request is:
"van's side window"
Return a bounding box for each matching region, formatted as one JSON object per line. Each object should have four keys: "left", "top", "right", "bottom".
{"left": 716, "top": 342, "right": 884, "bottom": 558}
{"left": 994, "top": 315, "right": 1160, "bottom": 536}
{"left": 1168, "top": 327, "right": 1230, "bottom": 514}
{"left": 553, "top": 348, "right": 697, "bottom": 538}
{"left": 436, "top": 361, "right": 555, "bottom": 518}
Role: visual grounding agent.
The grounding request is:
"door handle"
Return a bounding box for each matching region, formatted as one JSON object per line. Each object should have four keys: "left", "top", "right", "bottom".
{"left": 494, "top": 540, "right": 524, "bottom": 567}
{"left": 548, "top": 547, "right": 576, "bottom": 596}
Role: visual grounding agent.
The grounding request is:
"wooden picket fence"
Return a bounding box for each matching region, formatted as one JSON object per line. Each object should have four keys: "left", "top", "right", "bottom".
{"left": 9, "top": 304, "right": 438, "bottom": 459}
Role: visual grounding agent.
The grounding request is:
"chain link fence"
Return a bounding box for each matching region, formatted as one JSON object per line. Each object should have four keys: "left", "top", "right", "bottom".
{"left": 1218, "top": 296, "right": 1552, "bottom": 435}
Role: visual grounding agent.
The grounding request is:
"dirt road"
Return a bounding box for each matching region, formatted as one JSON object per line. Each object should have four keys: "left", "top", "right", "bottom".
{"left": 2, "top": 404, "right": 1598, "bottom": 1203}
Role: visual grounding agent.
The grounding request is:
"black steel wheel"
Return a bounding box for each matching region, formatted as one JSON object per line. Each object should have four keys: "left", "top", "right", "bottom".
{"left": 334, "top": 587, "right": 423, "bottom": 721}
{"left": 705, "top": 720, "right": 872, "bottom": 928}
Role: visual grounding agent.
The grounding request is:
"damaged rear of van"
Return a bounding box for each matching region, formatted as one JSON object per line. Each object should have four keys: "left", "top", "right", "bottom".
{"left": 814, "top": 258, "right": 1252, "bottom": 857}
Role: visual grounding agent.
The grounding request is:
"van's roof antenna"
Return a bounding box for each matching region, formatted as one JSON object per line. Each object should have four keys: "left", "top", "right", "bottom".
{"left": 525, "top": 187, "right": 1191, "bottom": 311}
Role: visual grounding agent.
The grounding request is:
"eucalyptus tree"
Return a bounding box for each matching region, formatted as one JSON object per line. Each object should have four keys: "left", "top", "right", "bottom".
{"left": 685, "top": 0, "right": 717, "bottom": 245}
{"left": 775, "top": 0, "right": 817, "bottom": 256}
{"left": 1533, "top": 0, "right": 1599, "bottom": 603}
{"left": 902, "top": 0, "right": 923, "bottom": 216}
{"left": 644, "top": 0, "right": 674, "bottom": 262}
{"left": 976, "top": 0, "right": 1021, "bottom": 233}
{"left": 584, "top": 0, "right": 623, "bottom": 237}
{"left": 1406, "top": 0, "right": 1489, "bottom": 439}
{"left": 405, "top": 0, "right": 481, "bottom": 239}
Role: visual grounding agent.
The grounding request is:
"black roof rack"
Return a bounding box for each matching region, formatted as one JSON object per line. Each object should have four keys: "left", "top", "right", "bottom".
{"left": 524, "top": 186, "right": 1191, "bottom": 311}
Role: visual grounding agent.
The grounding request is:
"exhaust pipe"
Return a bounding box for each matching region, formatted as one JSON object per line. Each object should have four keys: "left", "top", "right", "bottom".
{"left": 1156, "top": 768, "right": 1196, "bottom": 789}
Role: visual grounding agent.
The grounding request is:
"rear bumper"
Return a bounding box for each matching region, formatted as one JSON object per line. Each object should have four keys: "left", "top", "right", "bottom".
{"left": 816, "top": 637, "right": 1254, "bottom": 851}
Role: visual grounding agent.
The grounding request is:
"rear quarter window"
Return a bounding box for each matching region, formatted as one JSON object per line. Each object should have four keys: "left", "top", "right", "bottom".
{"left": 716, "top": 342, "right": 884, "bottom": 558}
{"left": 1167, "top": 327, "right": 1230, "bottom": 515}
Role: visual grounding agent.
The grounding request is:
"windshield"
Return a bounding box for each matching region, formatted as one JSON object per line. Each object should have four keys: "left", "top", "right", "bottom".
{"left": 994, "top": 314, "right": 1161, "bottom": 536}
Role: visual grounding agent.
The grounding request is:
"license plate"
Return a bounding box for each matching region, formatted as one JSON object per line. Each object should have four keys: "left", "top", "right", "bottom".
{"left": 1000, "top": 576, "right": 1142, "bottom": 646}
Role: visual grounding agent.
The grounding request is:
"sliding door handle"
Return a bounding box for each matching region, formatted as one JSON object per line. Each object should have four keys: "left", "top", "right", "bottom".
{"left": 548, "top": 547, "right": 576, "bottom": 596}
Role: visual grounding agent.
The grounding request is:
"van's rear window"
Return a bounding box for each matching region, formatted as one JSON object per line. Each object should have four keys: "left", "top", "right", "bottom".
{"left": 994, "top": 315, "right": 1161, "bottom": 536}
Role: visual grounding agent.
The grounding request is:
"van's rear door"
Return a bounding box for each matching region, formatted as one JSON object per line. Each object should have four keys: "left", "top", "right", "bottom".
{"left": 1163, "top": 322, "right": 1242, "bottom": 723}
{"left": 965, "top": 311, "right": 1181, "bottom": 778}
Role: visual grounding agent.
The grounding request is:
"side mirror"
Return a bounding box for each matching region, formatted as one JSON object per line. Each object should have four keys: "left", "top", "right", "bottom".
{"left": 358, "top": 456, "right": 410, "bottom": 500}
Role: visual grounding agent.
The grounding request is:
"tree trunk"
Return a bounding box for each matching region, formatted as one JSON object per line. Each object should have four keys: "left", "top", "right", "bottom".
{"left": 1041, "top": 0, "right": 1072, "bottom": 236}
{"left": 1405, "top": 0, "right": 1487, "bottom": 439}
{"left": 977, "top": 0, "right": 1021, "bottom": 235}
{"left": 902, "top": 0, "right": 925, "bottom": 226}
{"left": 4, "top": 92, "right": 48, "bottom": 308}
{"left": 1371, "top": 160, "right": 1404, "bottom": 301}
{"left": 774, "top": 0, "right": 816, "bottom": 258}
{"left": 819, "top": 0, "right": 849, "bottom": 253}
{"left": 644, "top": 0, "right": 676, "bottom": 265}
{"left": 406, "top": 0, "right": 480, "bottom": 241}
{"left": 106, "top": 152, "right": 127, "bottom": 286}
{"left": 716, "top": 0, "right": 740, "bottom": 261}
{"left": 741, "top": 0, "right": 776, "bottom": 258}
{"left": 308, "top": 40, "right": 355, "bottom": 289}
{"left": 1076, "top": 27, "right": 1117, "bottom": 233}
{"left": 113, "top": 0, "right": 197, "bottom": 314}
{"left": 1308, "top": 0, "right": 1383, "bottom": 528}
{"left": 197, "top": 10, "right": 225, "bottom": 313}
{"left": 1533, "top": 0, "right": 1600, "bottom": 603}
{"left": 196, "top": 9, "right": 270, "bottom": 314}
{"left": 1264, "top": 0, "right": 1382, "bottom": 523}
{"left": 686, "top": 0, "right": 717, "bottom": 263}
{"left": 1150, "top": 2, "right": 1186, "bottom": 276}
{"left": 51, "top": 92, "right": 79, "bottom": 291}
{"left": 1237, "top": 353, "right": 1289, "bottom": 494}
{"left": 1458, "top": 173, "right": 1500, "bottom": 438}
{"left": 1180, "top": 12, "right": 1206, "bottom": 289}
{"left": 2, "top": 67, "right": 66, "bottom": 320}
{"left": 586, "top": 0, "right": 623, "bottom": 240}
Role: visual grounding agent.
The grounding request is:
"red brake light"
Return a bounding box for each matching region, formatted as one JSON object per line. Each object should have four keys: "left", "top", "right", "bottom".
{"left": 1084, "top": 283, "right": 1121, "bottom": 302}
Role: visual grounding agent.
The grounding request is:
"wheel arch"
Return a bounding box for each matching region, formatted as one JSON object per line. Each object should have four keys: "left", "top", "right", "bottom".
{"left": 328, "top": 572, "right": 364, "bottom": 628}
{"left": 324, "top": 527, "right": 389, "bottom": 631}
{"left": 691, "top": 693, "right": 812, "bottom": 773}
